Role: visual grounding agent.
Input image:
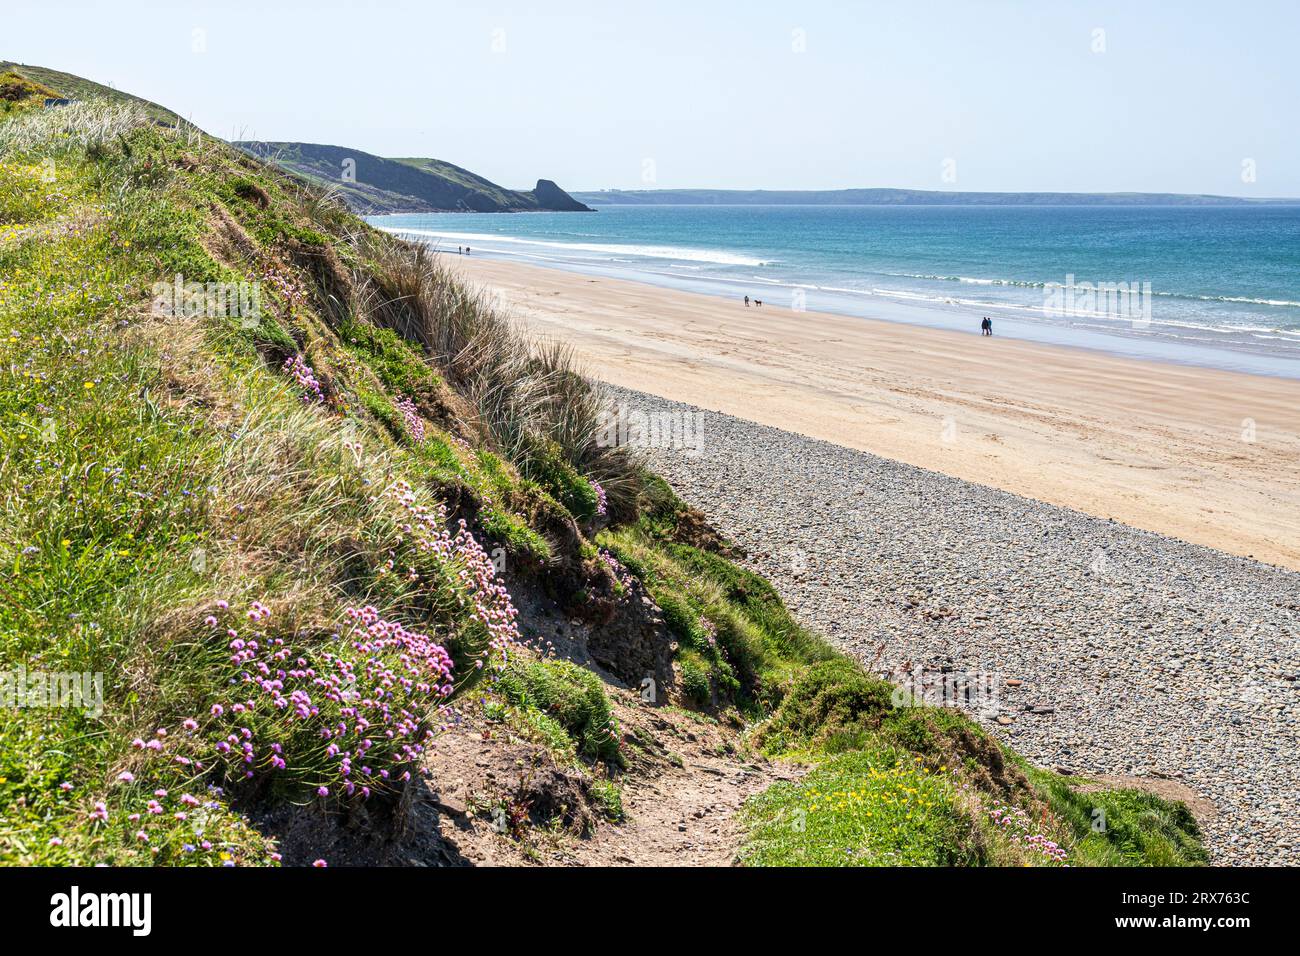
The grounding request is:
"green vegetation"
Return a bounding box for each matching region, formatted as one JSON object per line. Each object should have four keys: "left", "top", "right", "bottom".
{"left": 0, "top": 60, "right": 180, "bottom": 122}
{"left": 0, "top": 70, "right": 60, "bottom": 116}
{"left": 601, "top": 477, "right": 834, "bottom": 714}
{"left": 0, "top": 65, "right": 1208, "bottom": 869}
{"left": 740, "top": 748, "right": 978, "bottom": 866}
{"left": 0, "top": 80, "right": 614, "bottom": 865}
{"left": 738, "top": 660, "right": 1207, "bottom": 867}
{"left": 749, "top": 659, "right": 896, "bottom": 756}
{"left": 235, "top": 141, "right": 592, "bottom": 215}
{"left": 1022, "top": 766, "right": 1209, "bottom": 867}
{"left": 391, "top": 156, "right": 533, "bottom": 210}
{"left": 498, "top": 658, "right": 622, "bottom": 766}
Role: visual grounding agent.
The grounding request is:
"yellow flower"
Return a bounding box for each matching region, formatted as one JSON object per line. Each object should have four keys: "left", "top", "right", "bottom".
{"left": 83, "top": 381, "right": 94, "bottom": 390}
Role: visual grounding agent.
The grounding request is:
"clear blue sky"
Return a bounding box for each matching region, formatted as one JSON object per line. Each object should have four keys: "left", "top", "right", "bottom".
{"left": 7, "top": 0, "right": 1298, "bottom": 196}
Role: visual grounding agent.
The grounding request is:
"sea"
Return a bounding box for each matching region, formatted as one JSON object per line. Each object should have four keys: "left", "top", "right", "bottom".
{"left": 369, "top": 204, "right": 1300, "bottom": 378}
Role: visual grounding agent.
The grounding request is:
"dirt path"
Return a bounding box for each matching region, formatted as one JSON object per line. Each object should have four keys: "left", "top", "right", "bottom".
{"left": 566, "top": 701, "right": 801, "bottom": 866}
{"left": 419, "top": 687, "right": 801, "bottom": 867}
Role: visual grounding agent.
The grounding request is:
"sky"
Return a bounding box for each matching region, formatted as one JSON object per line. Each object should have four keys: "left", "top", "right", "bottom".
{"left": 6, "top": 0, "right": 1298, "bottom": 196}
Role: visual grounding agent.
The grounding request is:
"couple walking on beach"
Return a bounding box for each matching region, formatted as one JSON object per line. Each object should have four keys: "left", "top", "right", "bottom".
{"left": 981, "top": 316, "right": 993, "bottom": 336}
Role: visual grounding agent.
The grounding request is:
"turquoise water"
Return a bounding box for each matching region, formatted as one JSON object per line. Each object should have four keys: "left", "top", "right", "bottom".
{"left": 370, "top": 205, "right": 1300, "bottom": 378}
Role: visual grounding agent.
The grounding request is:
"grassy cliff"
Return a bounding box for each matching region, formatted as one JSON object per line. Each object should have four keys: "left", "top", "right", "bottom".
{"left": 0, "top": 67, "right": 1204, "bottom": 867}
{"left": 237, "top": 141, "right": 593, "bottom": 214}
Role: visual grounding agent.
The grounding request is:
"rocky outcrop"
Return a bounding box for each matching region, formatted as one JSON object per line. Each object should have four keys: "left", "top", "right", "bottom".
{"left": 530, "top": 179, "right": 593, "bottom": 212}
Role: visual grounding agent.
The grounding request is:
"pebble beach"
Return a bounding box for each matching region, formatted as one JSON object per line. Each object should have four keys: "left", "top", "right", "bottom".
{"left": 617, "top": 385, "right": 1300, "bottom": 866}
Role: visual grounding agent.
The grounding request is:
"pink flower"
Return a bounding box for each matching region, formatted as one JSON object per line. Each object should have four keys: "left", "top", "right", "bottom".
{"left": 312, "top": 859, "right": 328, "bottom": 868}
{"left": 116, "top": 771, "right": 134, "bottom": 783}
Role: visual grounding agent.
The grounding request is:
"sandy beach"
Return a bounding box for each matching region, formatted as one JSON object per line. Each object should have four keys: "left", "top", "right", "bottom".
{"left": 449, "top": 256, "right": 1300, "bottom": 571}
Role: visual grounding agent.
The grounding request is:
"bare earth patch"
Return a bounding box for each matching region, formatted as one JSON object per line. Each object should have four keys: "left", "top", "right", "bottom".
{"left": 420, "top": 686, "right": 802, "bottom": 866}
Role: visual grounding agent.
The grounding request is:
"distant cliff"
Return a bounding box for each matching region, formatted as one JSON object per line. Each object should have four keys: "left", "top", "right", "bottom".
{"left": 236, "top": 141, "right": 592, "bottom": 214}
{"left": 572, "top": 187, "right": 1296, "bottom": 206}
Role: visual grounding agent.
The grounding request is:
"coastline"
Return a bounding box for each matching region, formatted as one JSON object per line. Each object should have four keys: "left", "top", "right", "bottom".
{"left": 446, "top": 254, "right": 1300, "bottom": 571}
{"left": 374, "top": 212, "right": 1300, "bottom": 381}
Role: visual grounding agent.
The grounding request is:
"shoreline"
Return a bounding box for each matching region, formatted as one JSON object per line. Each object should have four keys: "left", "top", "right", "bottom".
{"left": 375, "top": 221, "right": 1300, "bottom": 381}
{"left": 445, "top": 254, "right": 1300, "bottom": 571}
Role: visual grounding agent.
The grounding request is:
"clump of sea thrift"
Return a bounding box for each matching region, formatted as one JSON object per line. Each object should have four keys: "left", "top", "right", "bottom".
{"left": 986, "top": 803, "right": 1069, "bottom": 865}
{"left": 282, "top": 354, "right": 324, "bottom": 405}
{"left": 393, "top": 396, "right": 425, "bottom": 443}
{"left": 201, "top": 600, "right": 454, "bottom": 800}
{"left": 599, "top": 548, "right": 635, "bottom": 591}
{"left": 700, "top": 616, "right": 718, "bottom": 648}
{"left": 71, "top": 471, "right": 528, "bottom": 865}
{"left": 591, "top": 480, "right": 607, "bottom": 517}
{"left": 388, "top": 480, "right": 520, "bottom": 659}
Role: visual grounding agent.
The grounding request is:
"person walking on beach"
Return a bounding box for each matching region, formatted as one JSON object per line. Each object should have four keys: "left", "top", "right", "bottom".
{"left": 744, "top": 295, "right": 750, "bottom": 307}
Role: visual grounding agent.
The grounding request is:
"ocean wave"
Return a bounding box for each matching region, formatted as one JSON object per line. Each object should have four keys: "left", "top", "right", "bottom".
{"left": 378, "top": 228, "right": 776, "bottom": 267}
{"left": 713, "top": 273, "right": 1300, "bottom": 336}
{"left": 879, "top": 271, "right": 1300, "bottom": 308}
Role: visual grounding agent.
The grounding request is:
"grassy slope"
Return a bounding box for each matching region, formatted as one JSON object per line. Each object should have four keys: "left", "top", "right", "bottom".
{"left": 0, "top": 67, "right": 1206, "bottom": 867}
{"left": 238, "top": 145, "right": 591, "bottom": 215}
{"left": 390, "top": 156, "right": 530, "bottom": 209}
{"left": 0, "top": 61, "right": 180, "bottom": 122}
{"left": 234, "top": 141, "right": 538, "bottom": 214}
